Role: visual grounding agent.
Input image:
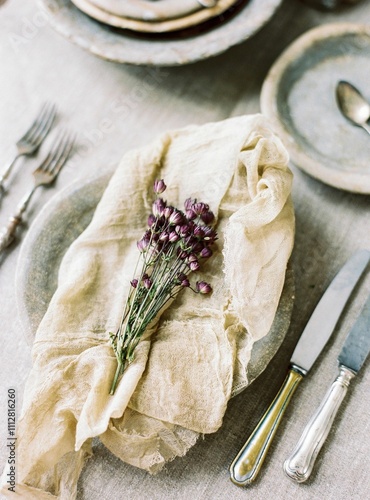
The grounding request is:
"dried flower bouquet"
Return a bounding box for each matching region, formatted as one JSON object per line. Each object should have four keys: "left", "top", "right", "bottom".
{"left": 109, "top": 179, "right": 217, "bottom": 394}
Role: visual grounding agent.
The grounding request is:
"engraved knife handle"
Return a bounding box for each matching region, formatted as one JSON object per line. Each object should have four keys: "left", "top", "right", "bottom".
{"left": 284, "top": 365, "right": 356, "bottom": 483}
{"left": 230, "top": 369, "right": 303, "bottom": 486}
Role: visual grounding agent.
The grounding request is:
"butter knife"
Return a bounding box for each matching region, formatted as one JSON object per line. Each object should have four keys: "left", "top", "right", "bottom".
{"left": 229, "top": 249, "right": 370, "bottom": 486}
{"left": 284, "top": 290, "right": 370, "bottom": 483}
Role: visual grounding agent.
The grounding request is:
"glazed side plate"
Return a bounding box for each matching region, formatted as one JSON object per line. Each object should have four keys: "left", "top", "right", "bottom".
{"left": 15, "top": 174, "right": 294, "bottom": 389}
{"left": 261, "top": 23, "right": 370, "bottom": 194}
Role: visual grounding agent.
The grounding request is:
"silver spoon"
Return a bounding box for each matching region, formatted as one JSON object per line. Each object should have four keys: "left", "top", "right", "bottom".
{"left": 336, "top": 80, "right": 370, "bottom": 135}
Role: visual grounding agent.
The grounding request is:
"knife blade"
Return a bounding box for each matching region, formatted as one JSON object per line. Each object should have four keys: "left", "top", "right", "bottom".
{"left": 284, "top": 290, "right": 370, "bottom": 483}
{"left": 229, "top": 249, "right": 370, "bottom": 486}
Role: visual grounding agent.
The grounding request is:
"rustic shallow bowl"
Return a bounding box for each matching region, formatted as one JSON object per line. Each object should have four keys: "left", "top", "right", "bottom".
{"left": 38, "top": 0, "right": 283, "bottom": 66}
{"left": 261, "top": 23, "right": 370, "bottom": 194}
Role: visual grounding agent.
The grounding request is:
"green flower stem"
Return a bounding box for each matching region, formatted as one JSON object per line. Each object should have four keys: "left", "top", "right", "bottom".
{"left": 109, "top": 361, "right": 124, "bottom": 395}
{"left": 117, "top": 258, "right": 150, "bottom": 346}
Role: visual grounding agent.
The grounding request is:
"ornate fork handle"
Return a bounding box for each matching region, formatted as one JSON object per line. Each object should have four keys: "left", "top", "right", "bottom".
{"left": 0, "top": 189, "right": 35, "bottom": 252}
{"left": 0, "top": 154, "right": 20, "bottom": 194}
{"left": 0, "top": 214, "right": 22, "bottom": 251}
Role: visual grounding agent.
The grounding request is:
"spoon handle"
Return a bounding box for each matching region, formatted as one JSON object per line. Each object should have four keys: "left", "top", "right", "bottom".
{"left": 362, "top": 122, "right": 370, "bottom": 135}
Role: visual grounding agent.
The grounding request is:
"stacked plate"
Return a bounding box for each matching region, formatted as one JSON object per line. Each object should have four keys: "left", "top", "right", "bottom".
{"left": 39, "top": 0, "right": 283, "bottom": 65}
{"left": 71, "top": 0, "right": 244, "bottom": 34}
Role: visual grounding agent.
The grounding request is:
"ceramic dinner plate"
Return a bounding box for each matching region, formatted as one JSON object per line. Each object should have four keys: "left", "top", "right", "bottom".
{"left": 88, "top": 0, "right": 205, "bottom": 22}
{"left": 38, "top": 0, "right": 283, "bottom": 66}
{"left": 16, "top": 174, "right": 294, "bottom": 390}
{"left": 71, "top": 0, "right": 238, "bottom": 33}
{"left": 261, "top": 23, "right": 370, "bottom": 194}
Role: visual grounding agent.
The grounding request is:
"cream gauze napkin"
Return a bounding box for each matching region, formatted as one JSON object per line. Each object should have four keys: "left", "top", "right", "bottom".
{"left": 1, "top": 114, "right": 294, "bottom": 499}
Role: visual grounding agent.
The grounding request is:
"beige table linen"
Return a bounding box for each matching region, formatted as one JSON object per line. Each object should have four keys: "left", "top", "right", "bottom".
{"left": 0, "top": 114, "right": 294, "bottom": 499}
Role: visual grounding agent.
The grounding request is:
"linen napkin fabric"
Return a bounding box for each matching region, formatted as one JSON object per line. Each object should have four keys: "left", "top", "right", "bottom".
{"left": 1, "top": 114, "right": 294, "bottom": 499}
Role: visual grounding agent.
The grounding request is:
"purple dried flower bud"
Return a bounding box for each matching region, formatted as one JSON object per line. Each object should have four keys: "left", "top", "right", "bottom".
{"left": 196, "top": 281, "right": 212, "bottom": 294}
{"left": 155, "top": 241, "right": 164, "bottom": 253}
{"left": 200, "top": 247, "right": 213, "bottom": 258}
{"left": 185, "top": 209, "right": 196, "bottom": 221}
{"left": 159, "top": 231, "right": 169, "bottom": 242}
{"left": 178, "top": 224, "right": 190, "bottom": 238}
{"left": 189, "top": 261, "right": 200, "bottom": 271}
{"left": 201, "top": 210, "right": 215, "bottom": 224}
{"left": 142, "top": 273, "right": 149, "bottom": 281}
{"left": 153, "top": 179, "right": 167, "bottom": 194}
{"left": 130, "top": 279, "right": 138, "bottom": 288}
{"left": 169, "top": 210, "right": 183, "bottom": 225}
{"left": 184, "top": 197, "right": 195, "bottom": 211}
{"left": 164, "top": 206, "right": 174, "bottom": 219}
{"left": 169, "top": 231, "right": 179, "bottom": 243}
{"left": 181, "top": 279, "right": 190, "bottom": 287}
{"left": 144, "top": 278, "right": 152, "bottom": 289}
{"left": 203, "top": 226, "right": 218, "bottom": 242}
{"left": 152, "top": 198, "right": 166, "bottom": 218}
{"left": 177, "top": 248, "right": 188, "bottom": 260}
{"left": 193, "top": 225, "right": 205, "bottom": 238}
{"left": 137, "top": 231, "right": 150, "bottom": 252}
{"left": 177, "top": 272, "right": 187, "bottom": 282}
{"left": 187, "top": 253, "right": 198, "bottom": 263}
{"left": 192, "top": 202, "right": 209, "bottom": 216}
{"left": 192, "top": 241, "right": 204, "bottom": 254}
{"left": 147, "top": 214, "right": 156, "bottom": 227}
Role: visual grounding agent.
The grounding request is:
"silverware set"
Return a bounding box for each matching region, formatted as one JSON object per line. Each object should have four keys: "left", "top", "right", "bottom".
{"left": 230, "top": 250, "right": 370, "bottom": 485}
{"left": 0, "top": 104, "right": 75, "bottom": 252}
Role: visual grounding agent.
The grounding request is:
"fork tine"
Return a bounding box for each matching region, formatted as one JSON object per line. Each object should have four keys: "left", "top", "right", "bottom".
{"left": 49, "top": 134, "right": 75, "bottom": 176}
{"left": 19, "top": 102, "right": 50, "bottom": 143}
{"left": 38, "top": 131, "right": 74, "bottom": 178}
{"left": 26, "top": 103, "right": 57, "bottom": 148}
{"left": 36, "top": 131, "right": 67, "bottom": 172}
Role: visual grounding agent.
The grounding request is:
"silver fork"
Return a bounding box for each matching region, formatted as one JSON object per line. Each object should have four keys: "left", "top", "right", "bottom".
{"left": 0, "top": 102, "right": 57, "bottom": 193}
{"left": 0, "top": 131, "right": 75, "bottom": 252}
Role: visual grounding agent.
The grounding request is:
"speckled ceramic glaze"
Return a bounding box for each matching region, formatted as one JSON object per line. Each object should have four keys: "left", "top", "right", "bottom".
{"left": 16, "top": 174, "right": 294, "bottom": 388}
{"left": 38, "top": 0, "right": 283, "bottom": 66}
{"left": 261, "top": 23, "right": 370, "bottom": 194}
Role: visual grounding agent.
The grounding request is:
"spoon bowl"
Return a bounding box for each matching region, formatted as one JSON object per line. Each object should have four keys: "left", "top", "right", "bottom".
{"left": 336, "top": 80, "right": 370, "bottom": 135}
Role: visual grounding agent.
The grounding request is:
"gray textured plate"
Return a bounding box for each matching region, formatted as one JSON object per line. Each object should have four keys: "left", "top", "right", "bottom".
{"left": 15, "top": 174, "right": 294, "bottom": 388}
{"left": 38, "top": 0, "right": 283, "bottom": 66}
{"left": 261, "top": 23, "right": 370, "bottom": 194}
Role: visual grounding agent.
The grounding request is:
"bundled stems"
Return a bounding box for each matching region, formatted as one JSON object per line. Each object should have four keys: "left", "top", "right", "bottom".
{"left": 109, "top": 179, "right": 217, "bottom": 395}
